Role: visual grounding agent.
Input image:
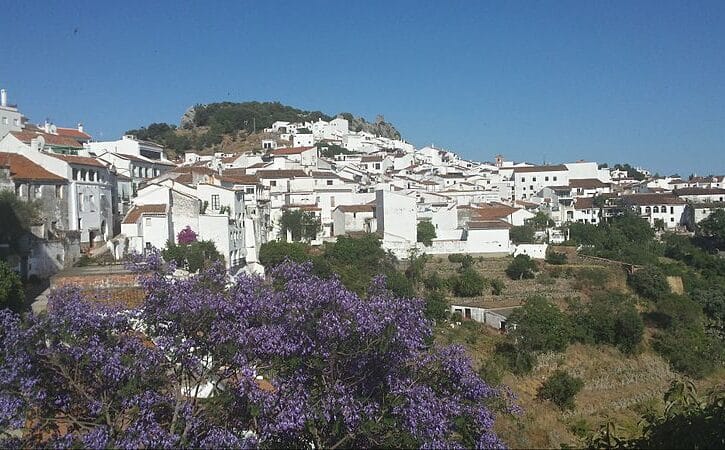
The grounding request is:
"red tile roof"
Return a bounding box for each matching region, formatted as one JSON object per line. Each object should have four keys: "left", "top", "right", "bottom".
{"left": 56, "top": 127, "right": 92, "bottom": 140}
{"left": 621, "top": 193, "right": 685, "bottom": 206}
{"left": 0, "top": 152, "right": 66, "bottom": 183}
{"left": 270, "top": 146, "right": 315, "bottom": 156}
{"left": 471, "top": 203, "right": 519, "bottom": 220}
{"left": 217, "top": 174, "right": 259, "bottom": 185}
{"left": 49, "top": 153, "right": 107, "bottom": 168}
{"left": 468, "top": 220, "right": 513, "bottom": 230}
{"left": 513, "top": 164, "right": 568, "bottom": 173}
{"left": 256, "top": 170, "right": 309, "bottom": 179}
{"left": 335, "top": 204, "right": 375, "bottom": 213}
{"left": 569, "top": 178, "right": 609, "bottom": 189}
{"left": 574, "top": 196, "right": 595, "bottom": 210}
{"left": 10, "top": 130, "right": 85, "bottom": 148}
{"left": 122, "top": 204, "right": 167, "bottom": 224}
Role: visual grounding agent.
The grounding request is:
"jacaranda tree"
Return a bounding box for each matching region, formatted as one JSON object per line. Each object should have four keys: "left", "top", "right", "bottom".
{"left": 0, "top": 252, "right": 515, "bottom": 448}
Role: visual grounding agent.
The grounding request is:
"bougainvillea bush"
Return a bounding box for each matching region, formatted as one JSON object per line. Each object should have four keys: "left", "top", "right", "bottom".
{"left": 0, "top": 253, "right": 516, "bottom": 448}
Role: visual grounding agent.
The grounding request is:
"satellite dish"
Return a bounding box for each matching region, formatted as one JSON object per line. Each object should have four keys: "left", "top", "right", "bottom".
{"left": 36, "top": 135, "right": 45, "bottom": 151}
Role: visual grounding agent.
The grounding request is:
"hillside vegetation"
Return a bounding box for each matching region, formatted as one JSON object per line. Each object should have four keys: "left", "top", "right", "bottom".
{"left": 125, "top": 101, "right": 401, "bottom": 156}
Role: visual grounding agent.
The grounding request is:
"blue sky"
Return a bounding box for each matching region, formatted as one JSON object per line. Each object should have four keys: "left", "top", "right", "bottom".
{"left": 1, "top": 0, "right": 724, "bottom": 175}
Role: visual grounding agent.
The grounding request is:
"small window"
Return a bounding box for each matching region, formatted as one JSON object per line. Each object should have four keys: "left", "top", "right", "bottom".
{"left": 532, "top": 177, "right": 537, "bottom": 182}
{"left": 145, "top": 217, "right": 152, "bottom": 226}
{"left": 245, "top": 187, "right": 254, "bottom": 194}
{"left": 34, "top": 185, "right": 42, "bottom": 198}
{"left": 270, "top": 180, "right": 277, "bottom": 187}
{"left": 521, "top": 177, "right": 525, "bottom": 182}
{"left": 326, "top": 180, "right": 333, "bottom": 185}
{"left": 211, "top": 194, "right": 220, "bottom": 210}
{"left": 553, "top": 176, "right": 558, "bottom": 181}
{"left": 545, "top": 176, "right": 549, "bottom": 181}
{"left": 1, "top": 117, "right": 7, "bottom": 125}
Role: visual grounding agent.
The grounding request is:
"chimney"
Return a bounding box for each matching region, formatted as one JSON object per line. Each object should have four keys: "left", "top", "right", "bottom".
{"left": 44, "top": 120, "right": 51, "bottom": 133}
{"left": 0, "top": 89, "right": 6, "bottom": 107}
{"left": 78, "top": 123, "right": 84, "bottom": 133}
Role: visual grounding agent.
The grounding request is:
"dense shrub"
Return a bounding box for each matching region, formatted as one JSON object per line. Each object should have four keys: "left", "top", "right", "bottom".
{"left": 452, "top": 268, "right": 487, "bottom": 297}
{"left": 424, "top": 291, "right": 449, "bottom": 322}
{"left": 494, "top": 342, "right": 536, "bottom": 375}
{"left": 629, "top": 266, "right": 669, "bottom": 300}
{"left": 490, "top": 278, "right": 505, "bottom": 295}
{"left": 0, "top": 261, "right": 24, "bottom": 313}
{"left": 508, "top": 295, "right": 573, "bottom": 353}
{"left": 572, "top": 293, "right": 644, "bottom": 354}
{"left": 163, "top": 240, "right": 224, "bottom": 273}
{"left": 416, "top": 221, "right": 437, "bottom": 246}
{"left": 653, "top": 324, "right": 720, "bottom": 378}
{"left": 545, "top": 250, "right": 568, "bottom": 265}
{"left": 505, "top": 254, "right": 538, "bottom": 280}
{"left": 537, "top": 370, "right": 584, "bottom": 410}
{"left": 509, "top": 225, "right": 536, "bottom": 244}
{"left": 259, "top": 241, "right": 311, "bottom": 267}
{"left": 424, "top": 272, "right": 449, "bottom": 292}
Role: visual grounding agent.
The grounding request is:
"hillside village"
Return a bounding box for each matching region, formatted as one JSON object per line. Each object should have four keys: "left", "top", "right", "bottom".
{"left": 1, "top": 87, "right": 723, "bottom": 287}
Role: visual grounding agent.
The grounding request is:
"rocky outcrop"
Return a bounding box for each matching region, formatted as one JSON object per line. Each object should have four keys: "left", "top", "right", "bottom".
{"left": 179, "top": 105, "right": 197, "bottom": 129}
{"left": 340, "top": 113, "right": 401, "bottom": 140}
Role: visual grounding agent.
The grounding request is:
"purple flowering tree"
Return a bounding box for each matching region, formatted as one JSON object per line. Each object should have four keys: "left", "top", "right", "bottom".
{"left": 177, "top": 226, "right": 198, "bottom": 245}
{"left": 1, "top": 257, "right": 515, "bottom": 448}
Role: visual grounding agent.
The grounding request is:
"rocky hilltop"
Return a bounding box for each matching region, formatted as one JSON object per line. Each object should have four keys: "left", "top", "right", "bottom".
{"left": 126, "top": 101, "right": 402, "bottom": 156}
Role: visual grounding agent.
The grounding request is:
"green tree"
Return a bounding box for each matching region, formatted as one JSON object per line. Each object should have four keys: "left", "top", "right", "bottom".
{"left": 279, "top": 209, "right": 321, "bottom": 242}
{"left": 527, "top": 212, "right": 554, "bottom": 230}
{"left": 424, "top": 291, "right": 449, "bottom": 322}
{"left": 505, "top": 254, "right": 539, "bottom": 280}
{"left": 509, "top": 225, "right": 536, "bottom": 244}
{"left": 0, "top": 191, "right": 40, "bottom": 252}
{"left": 698, "top": 209, "right": 725, "bottom": 249}
{"left": 162, "top": 240, "right": 224, "bottom": 273}
{"left": 258, "top": 241, "right": 311, "bottom": 267}
{"left": 416, "top": 221, "right": 437, "bottom": 246}
{"left": 452, "top": 268, "right": 487, "bottom": 297}
{"left": 545, "top": 249, "right": 568, "bottom": 265}
{"left": 537, "top": 370, "right": 584, "bottom": 410}
{"left": 0, "top": 261, "right": 24, "bottom": 313}
{"left": 629, "top": 266, "right": 669, "bottom": 300}
{"left": 509, "top": 295, "right": 573, "bottom": 353}
{"left": 572, "top": 292, "right": 643, "bottom": 354}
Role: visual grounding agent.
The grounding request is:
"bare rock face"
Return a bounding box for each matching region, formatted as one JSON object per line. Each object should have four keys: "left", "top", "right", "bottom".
{"left": 342, "top": 113, "right": 401, "bottom": 140}
{"left": 179, "top": 105, "right": 197, "bottom": 129}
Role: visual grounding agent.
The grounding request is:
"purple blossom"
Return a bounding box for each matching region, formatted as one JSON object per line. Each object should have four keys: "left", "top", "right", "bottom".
{"left": 0, "top": 258, "right": 516, "bottom": 448}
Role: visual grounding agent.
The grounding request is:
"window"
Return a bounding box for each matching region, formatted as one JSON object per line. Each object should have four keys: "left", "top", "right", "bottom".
{"left": 553, "top": 176, "right": 558, "bottom": 181}
{"left": 529, "top": 185, "right": 533, "bottom": 190}
{"left": 270, "top": 181, "right": 277, "bottom": 187}
{"left": 145, "top": 217, "right": 152, "bottom": 226}
{"left": 13, "top": 118, "right": 18, "bottom": 126}
{"left": 89, "top": 171, "right": 95, "bottom": 182}
{"left": 80, "top": 169, "right": 87, "bottom": 181}
{"left": 545, "top": 176, "right": 549, "bottom": 181}
{"left": 34, "top": 185, "right": 42, "bottom": 198}
{"left": 72, "top": 168, "right": 78, "bottom": 180}
{"left": 211, "top": 194, "right": 220, "bottom": 210}
{"left": 375, "top": 163, "right": 381, "bottom": 170}
{"left": 1, "top": 117, "right": 7, "bottom": 125}
{"left": 89, "top": 195, "right": 95, "bottom": 212}
{"left": 78, "top": 193, "right": 84, "bottom": 212}
{"left": 532, "top": 177, "right": 537, "bottom": 182}
{"left": 245, "top": 187, "right": 254, "bottom": 194}
{"left": 653, "top": 206, "right": 659, "bottom": 213}
{"left": 326, "top": 180, "right": 333, "bottom": 185}
{"left": 56, "top": 185, "right": 63, "bottom": 199}
{"left": 645, "top": 206, "right": 651, "bottom": 214}
{"left": 670, "top": 207, "right": 674, "bottom": 214}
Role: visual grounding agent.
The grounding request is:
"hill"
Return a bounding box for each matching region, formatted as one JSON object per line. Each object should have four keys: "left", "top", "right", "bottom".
{"left": 125, "top": 101, "right": 402, "bottom": 156}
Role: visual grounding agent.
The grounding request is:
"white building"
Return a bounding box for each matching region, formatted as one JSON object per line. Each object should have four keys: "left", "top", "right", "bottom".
{"left": 513, "top": 165, "right": 569, "bottom": 201}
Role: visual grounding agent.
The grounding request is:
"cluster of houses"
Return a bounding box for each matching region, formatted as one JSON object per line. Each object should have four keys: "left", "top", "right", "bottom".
{"left": 2, "top": 87, "right": 724, "bottom": 280}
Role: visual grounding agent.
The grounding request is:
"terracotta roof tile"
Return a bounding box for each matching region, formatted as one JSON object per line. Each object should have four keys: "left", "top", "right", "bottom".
{"left": 122, "top": 204, "right": 167, "bottom": 224}
{"left": 256, "top": 170, "right": 309, "bottom": 179}
{"left": 56, "top": 127, "right": 92, "bottom": 140}
{"left": 0, "top": 152, "right": 66, "bottom": 183}
{"left": 621, "top": 193, "right": 685, "bottom": 206}
{"left": 513, "top": 164, "right": 568, "bottom": 173}
{"left": 335, "top": 204, "right": 375, "bottom": 213}
{"left": 270, "top": 146, "right": 315, "bottom": 156}
{"left": 49, "top": 153, "right": 107, "bottom": 168}
{"left": 569, "top": 178, "right": 609, "bottom": 189}
{"left": 468, "top": 220, "right": 513, "bottom": 229}
{"left": 10, "top": 130, "right": 84, "bottom": 148}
